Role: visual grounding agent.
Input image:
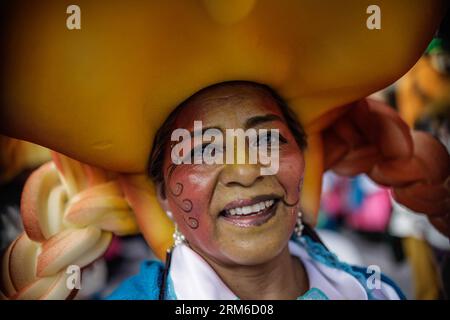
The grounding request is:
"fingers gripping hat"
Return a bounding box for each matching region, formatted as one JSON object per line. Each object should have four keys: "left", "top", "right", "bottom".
{"left": 0, "top": 1, "right": 446, "bottom": 259}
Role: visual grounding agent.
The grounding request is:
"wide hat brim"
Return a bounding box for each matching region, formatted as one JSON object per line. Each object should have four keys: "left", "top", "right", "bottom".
{"left": 0, "top": 0, "right": 445, "bottom": 172}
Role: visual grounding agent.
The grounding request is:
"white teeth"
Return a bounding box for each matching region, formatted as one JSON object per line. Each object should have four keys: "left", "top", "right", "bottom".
{"left": 225, "top": 199, "right": 275, "bottom": 216}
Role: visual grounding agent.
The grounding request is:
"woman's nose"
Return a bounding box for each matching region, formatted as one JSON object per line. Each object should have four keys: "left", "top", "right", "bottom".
{"left": 219, "top": 164, "right": 263, "bottom": 187}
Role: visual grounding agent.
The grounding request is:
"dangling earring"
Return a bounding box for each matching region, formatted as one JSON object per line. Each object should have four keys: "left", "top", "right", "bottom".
{"left": 173, "top": 223, "right": 186, "bottom": 246}
{"left": 294, "top": 211, "right": 304, "bottom": 238}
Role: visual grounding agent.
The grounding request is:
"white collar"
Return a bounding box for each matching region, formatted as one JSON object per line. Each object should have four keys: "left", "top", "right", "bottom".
{"left": 168, "top": 240, "right": 371, "bottom": 300}
{"left": 169, "top": 242, "right": 236, "bottom": 299}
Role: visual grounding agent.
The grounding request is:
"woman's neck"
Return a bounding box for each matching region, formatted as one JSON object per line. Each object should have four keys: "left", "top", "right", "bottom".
{"left": 194, "top": 245, "right": 309, "bottom": 300}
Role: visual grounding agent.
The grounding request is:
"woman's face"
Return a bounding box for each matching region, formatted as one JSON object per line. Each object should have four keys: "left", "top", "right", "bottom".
{"left": 160, "top": 84, "right": 305, "bottom": 266}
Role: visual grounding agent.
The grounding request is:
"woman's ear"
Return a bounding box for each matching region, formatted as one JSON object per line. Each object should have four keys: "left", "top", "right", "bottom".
{"left": 156, "top": 182, "right": 171, "bottom": 214}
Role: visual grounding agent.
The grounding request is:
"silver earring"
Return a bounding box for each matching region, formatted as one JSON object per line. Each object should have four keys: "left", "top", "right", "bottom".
{"left": 173, "top": 224, "right": 186, "bottom": 246}
{"left": 294, "top": 211, "right": 304, "bottom": 238}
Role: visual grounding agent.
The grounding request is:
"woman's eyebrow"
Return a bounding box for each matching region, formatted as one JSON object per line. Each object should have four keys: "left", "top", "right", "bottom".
{"left": 188, "top": 126, "right": 223, "bottom": 139}
{"left": 245, "top": 114, "right": 283, "bottom": 129}
{"left": 185, "top": 114, "right": 283, "bottom": 138}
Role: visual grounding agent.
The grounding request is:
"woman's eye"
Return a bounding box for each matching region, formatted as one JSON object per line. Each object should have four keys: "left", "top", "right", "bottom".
{"left": 188, "top": 144, "right": 205, "bottom": 161}
{"left": 253, "top": 132, "right": 287, "bottom": 148}
{"left": 186, "top": 143, "right": 223, "bottom": 162}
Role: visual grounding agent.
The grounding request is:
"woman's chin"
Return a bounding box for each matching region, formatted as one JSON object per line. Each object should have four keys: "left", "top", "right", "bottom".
{"left": 215, "top": 226, "right": 295, "bottom": 266}
{"left": 189, "top": 205, "right": 296, "bottom": 266}
{"left": 219, "top": 239, "right": 289, "bottom": 266}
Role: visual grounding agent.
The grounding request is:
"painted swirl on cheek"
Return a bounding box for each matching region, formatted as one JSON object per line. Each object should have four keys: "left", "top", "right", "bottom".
{"left": 283, "top": 177, "right": 303, "bottom": 204}
{"left": 279, "top": 178, "right": 303, "bottom": 220}
{"left": 187, "top": 217, "right": 199, "bottom": 229}
{"left": 276, "top": 146, "right": 305, "bottom": 214}
{"left": 166, "top": 164, "right": 198, "bottom": 229}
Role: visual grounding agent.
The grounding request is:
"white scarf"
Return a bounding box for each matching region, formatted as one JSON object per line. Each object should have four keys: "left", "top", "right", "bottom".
{"left": 168, "top": 240, "right": 400, "bottom": 300}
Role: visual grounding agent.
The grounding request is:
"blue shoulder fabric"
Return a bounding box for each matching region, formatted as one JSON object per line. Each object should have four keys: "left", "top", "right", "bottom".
{"left": 106, "top": 260, "right": 165, "bottom": 300}
{"left": 295, "top": 234, "right": 407, "bottom": 300}
{"left": 297, "top": 288, "right": 329, "bottom": 300}
{"left": 351, "top": 265, "right": 407, "bottom": 300}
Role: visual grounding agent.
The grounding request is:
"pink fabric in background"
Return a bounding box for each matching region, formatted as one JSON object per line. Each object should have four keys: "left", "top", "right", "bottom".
{"left": 347, "top": 190, "right": 392, "bottom": 232}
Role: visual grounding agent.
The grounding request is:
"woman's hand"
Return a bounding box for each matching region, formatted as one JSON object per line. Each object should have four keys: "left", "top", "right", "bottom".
{"left": 322, "top": 98, "right": 450, "bottom": 237}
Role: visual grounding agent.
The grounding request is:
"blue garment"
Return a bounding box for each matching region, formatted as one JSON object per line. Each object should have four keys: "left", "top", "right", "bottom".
{"left": 107, "top": 235, "right": 405, "bottom": 300}
{"left": 107, "top": 260, "right": 166, "bottom": 300}
{"left": 296, "top": 235, "right": 406, "bottom": 300}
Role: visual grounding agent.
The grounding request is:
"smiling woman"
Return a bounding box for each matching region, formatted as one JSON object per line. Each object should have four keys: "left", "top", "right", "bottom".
{"left": 107, "top": 82, "right": 406, "bottom": 300}
{"left": 1, "top": 0, "right": 449, "bottom": 301}
{"left": 154, "top": 82, "right": 306, "bottom": 290}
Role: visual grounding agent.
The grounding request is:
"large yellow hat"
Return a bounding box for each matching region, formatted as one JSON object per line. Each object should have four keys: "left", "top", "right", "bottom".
{"left": 0, "top": 0, "right": 446, "bottom": 257}
{"left": 1, "top": 0, "right": 445, "bottom": 170}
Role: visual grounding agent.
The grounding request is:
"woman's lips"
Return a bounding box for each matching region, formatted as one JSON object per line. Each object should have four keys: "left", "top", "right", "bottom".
{"left": 219, "top": 198, "right": 279, "bottom": 227}
{"left": 221, "top": 194, "right": 280, "bottom": 211}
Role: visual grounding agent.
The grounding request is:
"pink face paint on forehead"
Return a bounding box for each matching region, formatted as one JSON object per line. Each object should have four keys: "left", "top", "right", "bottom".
{"left": 171, "top": 87, "right": 285, "bottom": 132}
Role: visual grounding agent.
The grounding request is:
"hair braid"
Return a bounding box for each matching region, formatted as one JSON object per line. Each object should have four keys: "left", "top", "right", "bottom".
{"left": 0, "top": 152, "right": 139, "bottom": 299}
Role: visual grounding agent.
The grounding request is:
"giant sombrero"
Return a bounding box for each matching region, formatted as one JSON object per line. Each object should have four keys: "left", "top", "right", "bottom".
{"left": 0, "top": 0, "right": 446, "bottom": 261}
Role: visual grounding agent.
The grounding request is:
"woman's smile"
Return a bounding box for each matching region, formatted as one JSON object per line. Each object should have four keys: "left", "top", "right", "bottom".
{"left": 219, "top": 195, "right": 281, "bottom": 227}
